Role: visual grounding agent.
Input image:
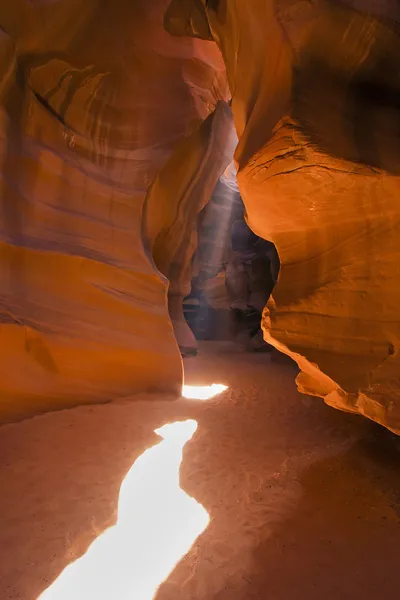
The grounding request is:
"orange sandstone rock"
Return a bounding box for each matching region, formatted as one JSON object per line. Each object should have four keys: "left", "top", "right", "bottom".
{"left": 0, "top": 0, "right": 228, "bottom": 421}
{"left": 166, "top": 0, "right": 400, "bottom": 434}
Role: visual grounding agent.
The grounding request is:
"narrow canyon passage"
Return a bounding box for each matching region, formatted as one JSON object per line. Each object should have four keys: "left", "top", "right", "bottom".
{"left": 1, "top": 343, "right": 399, "bottom": 600}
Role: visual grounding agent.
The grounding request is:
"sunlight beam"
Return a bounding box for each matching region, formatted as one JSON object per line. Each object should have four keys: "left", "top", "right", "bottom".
{"left": 182, "top": 383, "right": 228, "bottom": 400}
{"left": 38, "top": 420, "right": 208, "bottom": 600}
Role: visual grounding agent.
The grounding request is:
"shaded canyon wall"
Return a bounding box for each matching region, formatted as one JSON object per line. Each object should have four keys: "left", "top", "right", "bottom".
{"left": 0, "top": 0, "right": 229, "bottom": 422}
{"left": 144, "top": 101, "right": 236, "bottom": 356}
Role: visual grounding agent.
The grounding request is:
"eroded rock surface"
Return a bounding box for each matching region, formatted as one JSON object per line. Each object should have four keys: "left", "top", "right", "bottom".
{"left": 166, "top": 0, "right": 400, "bottom": 434}
{"left": 144, "top": 101, "right": 235, "bottom": 355}
{"left": 0, "top": 0, "right": 228, "bottom": 421}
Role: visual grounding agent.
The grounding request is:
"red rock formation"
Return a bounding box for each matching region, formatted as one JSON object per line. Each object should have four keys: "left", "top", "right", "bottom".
{"left": 145, "top": 102, "right": 236, "bottom": 355}
{"left": 0, "top": 0, "right": 228, "bottom": 422}
{"left": 165, "top": 0, "right": 400, "bottom": 434}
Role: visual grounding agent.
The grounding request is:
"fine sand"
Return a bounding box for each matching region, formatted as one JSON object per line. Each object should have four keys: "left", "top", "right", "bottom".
{"left": 0, "top": 342, "right": 399, "bottom": 599}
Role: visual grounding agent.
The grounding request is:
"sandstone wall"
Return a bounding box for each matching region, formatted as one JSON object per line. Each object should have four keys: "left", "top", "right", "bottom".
{"left": 166, "top": 0, "right": 400, "bottom": 434}
{"left": 0, "top": 0, "right": 228, "bottom": 422}
{"left": 144, "top": 101, "right": 235, "bottom": 355}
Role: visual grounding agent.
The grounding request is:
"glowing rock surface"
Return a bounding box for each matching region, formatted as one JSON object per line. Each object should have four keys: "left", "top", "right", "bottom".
{"left": 0, "top": 0, "right": 229, "bottom": 421}
{"left": 166, "top": 0, "right": 400, "bottom": 434}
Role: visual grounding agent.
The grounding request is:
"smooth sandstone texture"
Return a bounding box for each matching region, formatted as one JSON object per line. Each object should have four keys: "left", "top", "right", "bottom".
{"left": 0, "top": 0, "right": 228, "bottom": 422}
{"left": 166, "top": 0, "right": 400, "bottom": 434}
{"left": 144, "top": 101, "right": 235, "bottom": 355}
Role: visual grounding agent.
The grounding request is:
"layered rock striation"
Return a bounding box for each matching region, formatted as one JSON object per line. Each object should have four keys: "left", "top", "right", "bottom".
{"left": 0, "top": 0, "right": 229, "bottom": 421}
{"left": 166, "top": 0, "right": 400, "bottom": 434}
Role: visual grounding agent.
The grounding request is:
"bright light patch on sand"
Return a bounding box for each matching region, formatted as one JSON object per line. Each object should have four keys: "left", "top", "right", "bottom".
{"left": 182, "top": 383, "right": 228, "bottom": 400}
{"left": 38, "top": 420, "right": 209, "bottom": 600}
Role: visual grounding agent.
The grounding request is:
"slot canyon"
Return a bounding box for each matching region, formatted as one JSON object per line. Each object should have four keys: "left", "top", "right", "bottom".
{"left": 0, "top": 1, "right": 400, "bottom": 599}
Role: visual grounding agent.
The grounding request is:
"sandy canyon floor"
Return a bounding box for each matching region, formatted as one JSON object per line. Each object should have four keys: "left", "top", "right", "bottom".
{"left": 0, "top": 342, "right": 399, "bottom": 599}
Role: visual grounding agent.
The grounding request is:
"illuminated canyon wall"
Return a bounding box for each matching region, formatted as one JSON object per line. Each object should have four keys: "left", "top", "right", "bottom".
{"left": 166, "top": 0, "right": 400, "bottom": 434}
{"left": 0, "top": 0, "right": 229, "bottom": 422}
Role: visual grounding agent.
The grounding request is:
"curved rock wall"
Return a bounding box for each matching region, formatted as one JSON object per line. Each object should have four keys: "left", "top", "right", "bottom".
{"left": 166, "top": 0, "right": 400, "bottom": 434}
{"left": 144, "top": 101, "right": 235, "bottom": 355}
{"left": 0, "top": 0, "right": 228, "bottom": 422}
